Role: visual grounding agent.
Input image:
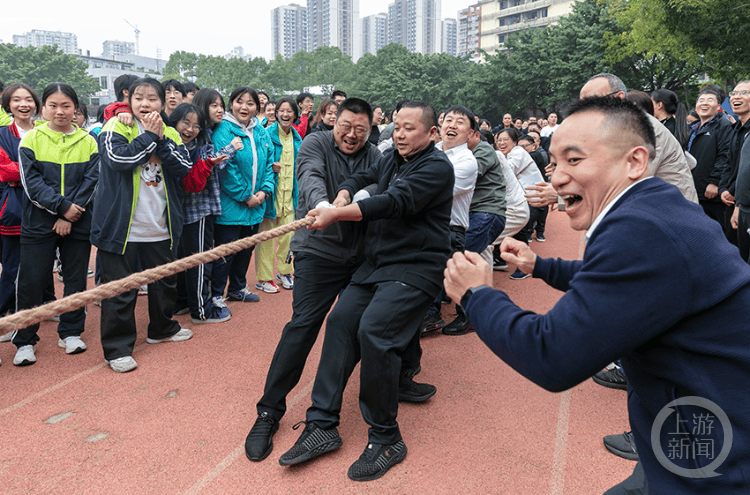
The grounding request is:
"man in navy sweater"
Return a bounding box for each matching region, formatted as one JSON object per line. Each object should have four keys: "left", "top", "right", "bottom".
{"left": 445, "top": 96, "right": 750, "bottom": 494}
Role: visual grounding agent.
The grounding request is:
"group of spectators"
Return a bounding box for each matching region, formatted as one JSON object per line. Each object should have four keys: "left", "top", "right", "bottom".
{"left": 2, "top": 70, "right": 750, "bottom": 492}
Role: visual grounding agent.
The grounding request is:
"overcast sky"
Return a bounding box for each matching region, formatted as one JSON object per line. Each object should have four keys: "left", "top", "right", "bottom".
{"left": 0, "top": 0, "right": 470, "bottom": 61}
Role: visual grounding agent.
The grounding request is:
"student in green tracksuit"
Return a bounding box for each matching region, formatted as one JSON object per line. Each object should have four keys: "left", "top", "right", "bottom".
{"left": 92, "top": 77, "right": 193, "bottom": 374}
{"left": 12, "top": 83, "right": 99, "bottom": 367}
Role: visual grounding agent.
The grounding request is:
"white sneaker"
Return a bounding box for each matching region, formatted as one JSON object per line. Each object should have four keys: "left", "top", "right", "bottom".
{"left": 87, "top": 268, "right": 95, "bottom": 278}
{"left": 138, "top": 285, "right": 148, "bottom": 296}
{"left": 106, "top": 356, "right": 137, "bottom": 373}
{"left": 58, "top": 336, "right": 87, "bottom": 354}
{"left": 212, "top": 295, "right": 228, "bottom": 308}
{"left": 276, "top": 274, "right": 294, "bottom": 290}
{"left": 146, "top": 327, "right": 193, "bottom": 344}
{"left": 13, "top": 345, "right": 36, "bottom": 366}
{"left": 0, "top": 330, "right": 12, "bottom": 342}
{"left": 255, "top": 280, "right": 280, "bottom": 293}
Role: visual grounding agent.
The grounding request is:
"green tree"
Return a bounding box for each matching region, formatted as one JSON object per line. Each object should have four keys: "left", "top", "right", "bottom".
{"left": 0, "top": 43, "right": 99, "bottom": 100}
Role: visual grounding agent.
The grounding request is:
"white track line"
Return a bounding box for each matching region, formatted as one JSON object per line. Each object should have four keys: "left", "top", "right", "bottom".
{"left": 549, "top": 390, "right": 571, "bottom": 495}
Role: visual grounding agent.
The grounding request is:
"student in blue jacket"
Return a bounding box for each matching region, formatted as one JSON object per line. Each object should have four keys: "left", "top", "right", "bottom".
{"left": 12, "top": 83, "right": 99, "bottom": 367}
{"left": 210, "top": 87, "right": 275, "bottom": 303}
{"left": 92, "top": 78, "right": 193, "bottom": 374}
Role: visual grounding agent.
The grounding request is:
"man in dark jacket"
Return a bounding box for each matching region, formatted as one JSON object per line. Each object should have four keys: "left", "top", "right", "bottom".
{"left": 446, "top": 96, "right": 750, "bottom": 495}
{"left": 688, "top": 88, "right": 733, "bottom": 227}
{"left": 278, "top": 100, "right": 454, "bottom": 482}
{"left": 720, "top": 80, "right": 750, "bottom": 243}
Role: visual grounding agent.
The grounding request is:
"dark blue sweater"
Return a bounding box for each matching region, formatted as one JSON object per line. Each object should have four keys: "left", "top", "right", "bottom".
{"left": 467, "top": 178, "right": 750, "bottom": 493}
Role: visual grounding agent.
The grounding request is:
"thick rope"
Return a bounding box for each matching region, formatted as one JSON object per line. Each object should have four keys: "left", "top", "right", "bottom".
{"left": 0, "top": 216, "right": 315, "bottom": 332}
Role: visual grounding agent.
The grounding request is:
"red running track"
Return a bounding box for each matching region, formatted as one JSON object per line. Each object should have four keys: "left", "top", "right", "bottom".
{"left": 0, "top": 209, "right": 635, "bottom": 494}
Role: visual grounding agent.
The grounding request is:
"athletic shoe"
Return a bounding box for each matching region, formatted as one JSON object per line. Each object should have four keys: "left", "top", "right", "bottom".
{"left": 493, "top": 261, "right": 509, "bottom": 271}
{"left": 398, "top": 370, "right": 436, "bottom": 403}
{"left": 592, "top": 366, "right": 628, "bottom": 390}
{"left": 603, "top": 431, "right": 639, "bottom": 461}
{"left": 0, "top": 330, "right": 12, "bottom": 342}
{"left": 13, "top": 345, "right": 36, "bottom": 366}
{"left": 276, "top": 273, "right": 294, "bottom": 290}
{"left": 94, "top": 299, "right": 102, "bottom": 307}
{"left": 510, "top": 269, "right": 530, "bottom": 280}
{"left": 442, "top": 313, "right": 474, "bottom": 336}
{"left": 245, "top": 412, "right": 279, "bottom": 462}
{"left": 278, "top": 422, "right": 343, "bottom": 466}
{"left": 421, "top": 312, "right": 446, "bottom": 335}
{"left": 226, "top": 287, "right": 260, "bottom": 303}
{"left": 347, "top": 441, "right": 407, "bottom": 481}
{"left": 146, "top": 327, "right": 193, "bottom": 344}
{"left": 138, "top": 285, "right": 148, "bottom": 296}
{"left": 56, "top": 273, "right": 64, "bottom": 282}
{"left": 191, "top": 305, "right": 231, "bottom": 324}
{"left": 87, "top": 268, "right": 95, "bottom": 278}
{"left": 58, "top": 336, "right": 87, "bottom": 354}
{"left": 536, "top": 233, "right": 546, "bottom": 242}
{"left": 256, "top": 281, "right": 280, "bottom": 294}
{"left": 106, "top": 356, "right": 137, "bottom": 373}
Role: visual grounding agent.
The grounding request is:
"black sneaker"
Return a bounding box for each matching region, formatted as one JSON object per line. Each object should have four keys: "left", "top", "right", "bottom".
{"left": 421, "top": 312, "right": 445, "bottom": 335}
{"left": 278, "top": 422, "right": 342, "bottom": 466}
{"left": 245, "top": 412, "right": 279, "bottom": 462}
{"left": 442, "top": 313, "right": 473, "bottom": 336}
{"left": 398, "top": 370, "right": 436, "bottom": 403}
{"left": 603, "top": 431, "right": 639, "bottom": 461}
{"left": 592, "top": 366, "right": 627, "bottom": 390}
{"left": 348, "top": 441, "right": 407, "bottom": 481}
{"left": 535, "top": 233, "right": 546, "bottom": 242}
{"left": 510, "top": 268, "right": 531, "bottom": 280}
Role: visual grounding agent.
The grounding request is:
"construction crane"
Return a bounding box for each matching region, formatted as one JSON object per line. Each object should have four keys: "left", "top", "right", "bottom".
{"left": 123, "top": 19, "right": 140, "bottom": 55}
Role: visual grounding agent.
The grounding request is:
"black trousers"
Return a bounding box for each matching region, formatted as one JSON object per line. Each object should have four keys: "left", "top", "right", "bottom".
{"left": 0, "top": 234, "right": 20, "bottom": 315}
{"left": 738, "top": 209, "right": 750, "bottom": 265}
{"left": 307, "top": 280, "right": 433, "bottom": 444}
{"left": 520, "top": 205, "right": 548, "bottom": 240}
{"left": 603, "top": 461, "right": 648, "bottom": 494}
{"left": 256, "top": 251, "right": 360, "bottom": 421}
{"left": 176, "top": 215, "right": 216, "bottom": 319}
{"left": 12, "top": 236, "right": 90, "bottom": 347}
{"left": 212, "top": 224, "right": 258, "bottom": 298}
{"left": 699, "top": 199, "right": 725, "bottom": 230}
{"left": 98, "top": 240, "right": 181, "bottom": 360}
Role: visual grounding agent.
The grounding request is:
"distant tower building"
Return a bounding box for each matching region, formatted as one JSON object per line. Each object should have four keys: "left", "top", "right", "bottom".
{"left": 225, "top": 46, "right": 250, "bottom": 60}
{"left": 307, "top": 0, "right": 361, "bottom": 61}
{"left": 387, "top": 0, "right": 441, "bottom": 55}
{"left": 457, "top": 3, "right": 481, "bottom": 58}
{"left": 480, "top": 0, "right": 581, "bottom": 54}
{"left": 13, "top": 29, "right": 78, "bottom": 55}
{"left": 272, "top": 3, "right": 308, "bottom": 59}
{"left": 362, "top": 13, "right": 388, "bottom": 56}
{"left": 442, "top": 18, "right": 457, "bottom": 56}
{"left": 102, "top": 40, "right": 135, "bottom": 58}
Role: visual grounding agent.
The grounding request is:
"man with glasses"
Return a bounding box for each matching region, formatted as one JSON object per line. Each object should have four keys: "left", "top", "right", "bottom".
{"left": 721, "top": 81, "right": 750, "bottom": 244}
{"left": 687, "top": 88, "right": 733, "bottom": 227}
{"left": 729, "top": 81, "right": 750, "bottom": 260}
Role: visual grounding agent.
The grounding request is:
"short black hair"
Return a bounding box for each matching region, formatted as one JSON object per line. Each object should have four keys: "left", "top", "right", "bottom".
{"left": 168, "top": 102, "right": 208, "bottom": 147}
{"left": 2, "top": 83, "right": 41, "bottom": 116}
{"left": 114, "top": 74, "right": 139, "bottom": 102}
{"left": 479, "top": 118, "right": 491, "bottom": 128}
{"left": 399, "top": 100, "right": 438, "bottom": 131}
{"left": 41, "top": 82, "right": 78, "bottom": 107}
{"left": 395, "top": 99, "right": 409, "bottom": 113}
{"left": 331, "top": 89, "right": 347, "bottom": 99}
{"left": 518, "top": 135, "right": 534, "bottom": 145}
{"left": 183, "top": 82, "right": 199, "bottom": 93}
{"left": 697, "top": 87, "right": 722, "bottom": 104}
{"left": 565, "top": 95, "right": 656, "bottom": 157}
{"left": 228, "top": 87, "right": 261, "bottom": 115}
{"left": 479, "top": 129, "right": 495, "bottom": 147}
{"left": 96, "top": 103, "right": 107, "bottom": 123}
{"left": 528, "top": 122, "right": 541, "bottom": 132}
{"left": 296, "top": 92, "right": 314, "bottom": 107}
{"left": 162, "top": 79, "right": 186, "bottom": 97}
{"left": 276, "top": 97, "right": 299, "bottom": 121}
{"left": 257, "top": 91, "right": 269, "bottom": 100}
{"left": 336, "top": 97, "right": 373, "bottom": 124}
{"left": 263, "top": 100, "right": 276, "bottom": 111}
{"left": 496, "top": 126, "right": 520, "bottom": 144}
{"left": 444, "top": 105, "right": 478, "bottom": 132}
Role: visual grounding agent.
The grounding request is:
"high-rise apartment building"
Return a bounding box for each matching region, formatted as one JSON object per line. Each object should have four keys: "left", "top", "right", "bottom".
{"left": 457, "top": 3, "right": 481, "bottom": 58}
{"left": 480, "top": 0, "right": 580, "bottom": 54}
{"left": 442, "top": 18, "right": 457, "bottom": 56}
{"left": 13, "top": 30, "right": 78, "bottom": 55}
{"left": 102, "top": 40, "right": 135, "bottom": 59}
{"left": 272, "top": 3, "right": 308, "bottom": 59}
{"left": 361, "top": 13, "right": 388, "bottom": 56}
{"left": 387, "top": 0, "right": 442, "bottom": 55}
{"left": 307, "top": 0, "right": 361, "bottom": 61}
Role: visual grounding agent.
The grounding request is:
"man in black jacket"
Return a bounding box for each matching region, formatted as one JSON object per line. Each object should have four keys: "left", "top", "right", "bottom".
{"left": 688, "top": 88, "right": 733, "bottom": 227}
{"left": 720, "top": 80, "right": 750, "bottom": 243}
{"left": 278, "top": 100, "right": 454, "bottom": 482}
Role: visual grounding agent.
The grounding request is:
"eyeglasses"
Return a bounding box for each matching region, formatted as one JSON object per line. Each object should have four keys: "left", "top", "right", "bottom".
{"left": 729, "top": 90, "right": 750, "bottom": 97}
{"left": 337, "top": 121, "right": 368, "bottom": 137}
{"left": 697, "top": 97, "right": 718, "bottom": 104}
{"left": 179, "top": 120, "right": 201, "bottom": 132}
